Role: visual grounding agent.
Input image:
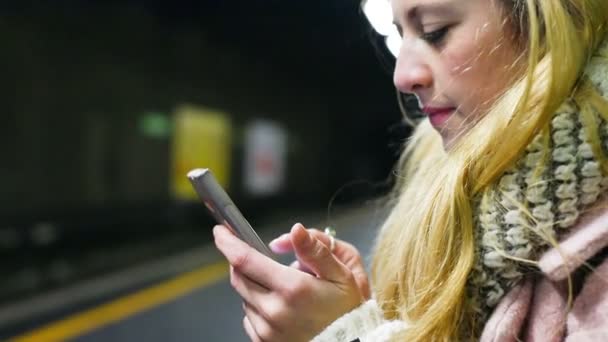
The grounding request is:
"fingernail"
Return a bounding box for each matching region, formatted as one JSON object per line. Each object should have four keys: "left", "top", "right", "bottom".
{"left": 213, "top": 225, "right": 221, "bottom": 237}
{"left": 268, "top": 238, "right": 281, "bottom": 249}
{"left": 269, "top": 243, "right": 285, "bottom": 254}
{"left": 269, "top": 243, "right": 278, "bottom": 253}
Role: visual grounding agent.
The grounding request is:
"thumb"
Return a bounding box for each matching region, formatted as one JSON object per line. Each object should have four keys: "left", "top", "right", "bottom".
{"left": 291, "top": 223, "right": 349, "bottom": 283}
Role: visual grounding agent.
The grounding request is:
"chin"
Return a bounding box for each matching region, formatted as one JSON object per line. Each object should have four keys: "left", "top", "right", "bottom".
{"left": 442, "top": 134, "right": 458, "bottom": 151}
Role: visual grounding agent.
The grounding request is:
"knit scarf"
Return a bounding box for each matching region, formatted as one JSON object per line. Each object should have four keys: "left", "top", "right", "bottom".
{"left": 466, "top": 39, "right": 608, "bottom": 335}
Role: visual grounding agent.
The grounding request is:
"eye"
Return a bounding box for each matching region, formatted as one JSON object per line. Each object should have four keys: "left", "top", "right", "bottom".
{"left": 421, "top": 26, "right": 449, "bottom": 45}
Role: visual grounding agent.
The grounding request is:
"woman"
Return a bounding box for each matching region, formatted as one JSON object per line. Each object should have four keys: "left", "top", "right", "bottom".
{"left": 213, "top": 0, "right": 608, "bottom": 340}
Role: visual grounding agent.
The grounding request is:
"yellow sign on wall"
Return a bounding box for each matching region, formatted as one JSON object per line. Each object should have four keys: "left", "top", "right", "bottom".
{"left": 170, "top": 104, "right": 232, "bottom": 200}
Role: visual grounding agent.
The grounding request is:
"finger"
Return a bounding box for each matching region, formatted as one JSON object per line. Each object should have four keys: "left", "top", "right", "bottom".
{"left": 275, "top": 228, "right": 348, "bottom": 255}
{"left": 305, "top": 230, "right": 370, "bottom": 298}
{"left": 290, "top": 223, "right": 350, "bottom": 283}
{"left": 268, "top": 233, "right": 293, "bottom": 254}
{"left": 269, "top": 229, "right": 327, "bottom": 254}
{"left": 243, "top": 316, "right": 262, "bottom": 342}
{"left": 353, "top": 269, "right": 371, "bottom": 299}
{"left": 214, "top": 225, "right": 292, "bottom": 290}
{"left": 243, "top": 302, "right": 278, "bottom": 342}
{"left": 307, "top": 229, "right": 354, "bottom": 260}
{"left": 306, "top": 229, "right": 332, "bottom": 247}
{"left": 288, "top": 260, "right": 314, "bottom": 274}
{"left": 230, "top": 267, "right": 271, "bottom": 306}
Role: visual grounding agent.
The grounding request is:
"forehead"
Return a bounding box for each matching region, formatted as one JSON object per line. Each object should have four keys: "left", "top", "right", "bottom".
{"left": 391, "top": 0, "right": 504, "bottom": 20}
{"left": 391, "top": 0, "right": 456, "bottom": 15}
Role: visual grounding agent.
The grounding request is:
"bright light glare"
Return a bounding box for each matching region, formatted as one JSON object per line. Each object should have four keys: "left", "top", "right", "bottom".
{"left": 362, "top": 0, "right": 394, "bottom": 37}
{"left": 385, "top": 29, "right": 401, "bottom": 57}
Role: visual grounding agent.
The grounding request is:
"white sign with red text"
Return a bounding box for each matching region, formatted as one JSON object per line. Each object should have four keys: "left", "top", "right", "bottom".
{"left": 243, "top": 120, "right": 287, "bottom": 196}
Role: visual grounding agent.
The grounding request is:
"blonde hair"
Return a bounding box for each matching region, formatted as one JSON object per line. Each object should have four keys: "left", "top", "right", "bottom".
{"left": 371, "top": 0, "right": 608, "bottom": 340}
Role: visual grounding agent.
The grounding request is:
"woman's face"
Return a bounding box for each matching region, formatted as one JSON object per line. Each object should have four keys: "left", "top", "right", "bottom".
{"left": 391, "top": 0, "right": 523, "bottom": 149}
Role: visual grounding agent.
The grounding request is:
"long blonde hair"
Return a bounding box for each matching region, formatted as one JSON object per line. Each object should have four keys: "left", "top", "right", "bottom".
{"left": 371, "top": 1, "right": 608, "bottom": 340}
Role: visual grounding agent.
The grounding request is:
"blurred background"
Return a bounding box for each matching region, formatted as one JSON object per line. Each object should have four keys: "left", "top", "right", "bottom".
{"left": 0, "top": 0, "right": 412, "bottom": 340}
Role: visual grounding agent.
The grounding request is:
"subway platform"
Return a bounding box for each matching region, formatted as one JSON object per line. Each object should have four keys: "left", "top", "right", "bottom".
{"left": 2, "top": 203, "right": 388, "bottom": 342}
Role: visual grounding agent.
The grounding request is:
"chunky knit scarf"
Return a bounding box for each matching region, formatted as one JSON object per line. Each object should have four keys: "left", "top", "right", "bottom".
{"left": 467, "top": 39, "right": 608, "bottom": 334}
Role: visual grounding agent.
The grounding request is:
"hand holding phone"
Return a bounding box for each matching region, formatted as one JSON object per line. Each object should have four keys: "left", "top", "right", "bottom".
{"left": 187, "top": 168, "right": 275, "bottom": 259}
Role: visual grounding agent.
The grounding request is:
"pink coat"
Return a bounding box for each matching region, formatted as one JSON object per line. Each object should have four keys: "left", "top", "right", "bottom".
{"left": 481, "top": 201, "right": 608, "bottom": 341}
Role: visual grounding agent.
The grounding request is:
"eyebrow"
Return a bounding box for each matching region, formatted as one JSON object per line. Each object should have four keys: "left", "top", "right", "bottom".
{"left": 392, "top": 3, "right": 456, "bottom": 26}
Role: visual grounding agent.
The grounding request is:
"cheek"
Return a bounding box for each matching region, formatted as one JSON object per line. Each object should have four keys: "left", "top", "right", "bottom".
{"left": 444, "top": 39, "right": 481, "bottom": 76}
{"left": 441, "top": 36, "right": 514, "bottom": 117}
{"left": 441, "top": 42, "right": 489, "bottom": 112}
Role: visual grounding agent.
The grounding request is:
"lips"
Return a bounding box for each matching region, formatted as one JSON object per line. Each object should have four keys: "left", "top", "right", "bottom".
{"left": 422, "top": 106, "right": 455, "bottom": 127}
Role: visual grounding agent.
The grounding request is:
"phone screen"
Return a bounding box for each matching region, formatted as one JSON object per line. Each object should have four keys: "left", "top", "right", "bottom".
{"left": 187, "top": 168, "right": 275, "bottom": 259}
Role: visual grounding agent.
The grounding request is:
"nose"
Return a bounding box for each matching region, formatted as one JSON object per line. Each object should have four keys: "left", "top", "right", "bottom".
{"left": 393, "top": 45, "right": 433, "bottom": 94}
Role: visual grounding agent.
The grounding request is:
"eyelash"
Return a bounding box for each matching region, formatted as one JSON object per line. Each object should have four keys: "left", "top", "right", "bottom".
{"left": 421, "top": 26, "right": 449, "bottom": 45}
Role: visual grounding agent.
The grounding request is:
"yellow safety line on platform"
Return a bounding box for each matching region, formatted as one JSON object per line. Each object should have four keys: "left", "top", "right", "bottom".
{"left": 10, "top": 261, "right": 229, "bottom": 342}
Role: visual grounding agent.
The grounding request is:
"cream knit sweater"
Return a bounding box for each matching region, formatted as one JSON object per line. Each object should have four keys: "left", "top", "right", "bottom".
{"left": 313, "top": 40, "right": 608, "bottom": 342}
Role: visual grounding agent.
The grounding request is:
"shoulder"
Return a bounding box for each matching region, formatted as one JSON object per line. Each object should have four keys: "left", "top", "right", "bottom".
{"left": 563, "top": 193, "right": 608, "bottom": 338}
{"left": 573, "top": 193, "right": 608, "bottom": 231}
{"left": 567, "top": 256, "right": 608, "bottom": 339}
{"left": 538, "top": 193, "right": 608, "bottom": 281}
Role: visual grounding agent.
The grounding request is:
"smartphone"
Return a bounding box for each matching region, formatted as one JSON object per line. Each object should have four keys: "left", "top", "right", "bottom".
{"left": 187, "top": 168, "right": 275, "bottom": 259}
